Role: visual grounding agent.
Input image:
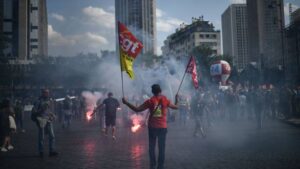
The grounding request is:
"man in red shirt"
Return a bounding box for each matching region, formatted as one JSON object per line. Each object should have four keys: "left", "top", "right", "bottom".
{"left": 122, "top": 84, "right": 178, "bottom": 169}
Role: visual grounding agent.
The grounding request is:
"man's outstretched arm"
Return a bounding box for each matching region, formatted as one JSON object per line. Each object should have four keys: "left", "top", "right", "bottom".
{"left": 122, "top": 98, "right": 148, "bottom": 112}
{"left": 169, "top": 94, "right": 179, "bottom": 110}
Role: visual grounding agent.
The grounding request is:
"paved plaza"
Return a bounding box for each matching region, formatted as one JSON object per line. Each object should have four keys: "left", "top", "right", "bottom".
{"left": 1, "top": 117, "right": 300, "bottom": 169}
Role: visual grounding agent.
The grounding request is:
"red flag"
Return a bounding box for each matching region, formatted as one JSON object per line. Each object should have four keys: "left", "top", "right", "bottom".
{"left": 118, "top": 21, "right": 143, "bottom": 79}
{"left": 186, "top": 56, "right": 199, "bottom": 89}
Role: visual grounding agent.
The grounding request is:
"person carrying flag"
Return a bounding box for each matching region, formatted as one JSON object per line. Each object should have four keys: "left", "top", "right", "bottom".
{"left": 122, "top": 84, "right": 178, "bottom": 169}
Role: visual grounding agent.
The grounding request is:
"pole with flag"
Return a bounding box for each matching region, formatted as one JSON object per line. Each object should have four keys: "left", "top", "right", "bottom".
{"left": 176, "top": 56, "right": 199, "bottom": 95}
{"left": 117, "top": 21, "right": 144, "bottom": 96}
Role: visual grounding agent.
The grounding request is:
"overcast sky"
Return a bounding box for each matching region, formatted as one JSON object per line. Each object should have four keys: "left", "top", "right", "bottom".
{"left": 47, "top": 0, "right": 300, "bottom": 56}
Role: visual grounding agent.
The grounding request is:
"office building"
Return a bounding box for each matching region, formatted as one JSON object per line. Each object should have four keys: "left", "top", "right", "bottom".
{"left": 247, "top": 0, "right": 285, "bottom": 69}
{"left": 162, "top": 17, "right": 221, "bottom": 60}
{"left": 1, "top": 0, "right": 48, "bottom": 62}
{"left": 115, "top": 0, "right": 157, "bottom": 55}
{"left": 222, "top": 4, "right": 248, "bottom": 70}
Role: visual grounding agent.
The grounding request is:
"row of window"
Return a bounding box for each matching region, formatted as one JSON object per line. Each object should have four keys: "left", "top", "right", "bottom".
{"left": 196, "top": 42, "right": 218, "bottom": 46}
{"left": 198, "top": 34, "right": 218, "bottom": 39}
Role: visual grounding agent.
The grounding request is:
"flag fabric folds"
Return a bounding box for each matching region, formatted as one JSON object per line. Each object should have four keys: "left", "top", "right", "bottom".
{"left": 186, "top": 56, "right": 199, "bottom": 89}
{"left": 118, "top": 21, "right": 143, "bottom": 79}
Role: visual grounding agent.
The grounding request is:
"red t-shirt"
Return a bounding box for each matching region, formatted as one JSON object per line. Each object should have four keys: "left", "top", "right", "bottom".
{"left": 144, "top": 95, "right": 170, "bottom": 128}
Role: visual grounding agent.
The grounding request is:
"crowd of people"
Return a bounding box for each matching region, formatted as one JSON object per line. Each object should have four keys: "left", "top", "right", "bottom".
{"left": 0, "top": 83, "right": 299, "bottom": 169}
{"left": 173, "top": 84, "right": 300, "bottom": 137}
{"left": 0, "top": 88, "right": 122, "bottom": 155}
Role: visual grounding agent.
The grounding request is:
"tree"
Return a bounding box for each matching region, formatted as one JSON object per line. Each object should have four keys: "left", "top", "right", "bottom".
{"left": 190, "top": 45, "right": 213, "bottom": 86}
{"left": 191, "top": 45, "right": 233, "bottom": 86}
{"left": 191, "top": 45, "right": 233, "bottom": 67}
{"left": 191, "top": 45, "right": 213, "bottom": 67}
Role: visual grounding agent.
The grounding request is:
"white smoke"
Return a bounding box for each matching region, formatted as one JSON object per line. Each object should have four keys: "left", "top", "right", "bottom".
{"left": 86, "top": 55, "right": 194, "bottom": 101}
{"left": 81, "top": 91, "right": 103, "bottom": 111}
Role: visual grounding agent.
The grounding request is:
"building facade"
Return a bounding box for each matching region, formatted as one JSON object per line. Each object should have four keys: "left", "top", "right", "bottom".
{"left": 222, "top": 4, "right": 248, "bottom": 70}
{"left": 285, "top": 8, "right": 300, "bottom": 84}
{"left": 291, "top": 7, "right": 300, "bottom": 23}
{"left": 0, "top": 0, "right": 48, "bottom": 62}
{"left": 115, "top": 0, "right": 157, "bottom": 55}
{"left": 162, "top": 17, "right": 221, "bottom": 60}
{"left": 0, "top": 1, "right": 3, "bottom": 44}
{"left": 247, "top": 0, "right": 285, "bottom": 69}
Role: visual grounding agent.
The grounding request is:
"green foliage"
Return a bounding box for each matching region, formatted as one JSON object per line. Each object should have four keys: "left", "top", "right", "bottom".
{"left": 190, "top": 45, "right": 233, "bottom": 85}
{"left": 191, "top": 45, "right": 213, "bottom": 56}
{"left": 191, "top": 45, "right": 232, "bottom": 68}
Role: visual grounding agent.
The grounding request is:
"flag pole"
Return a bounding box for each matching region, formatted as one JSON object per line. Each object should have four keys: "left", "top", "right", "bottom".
{"left": 176, "top": 56, "right": 192, "bottom": 95}
{"left": 176, "top": 71, "right": 187, "bottom": 95}
{"left": 121, "top": 71, "right": 125, "bottom": 97}
{"left": 117, "top": 21, "right": 125, "bottom": 97}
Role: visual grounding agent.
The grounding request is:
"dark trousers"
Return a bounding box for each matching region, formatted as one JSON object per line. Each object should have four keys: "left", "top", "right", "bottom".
{"left": 148, "top": 128, "right": 167, "bottom": 169}
{"left": 15, "top": 114, "right": 24, "bottom": 129}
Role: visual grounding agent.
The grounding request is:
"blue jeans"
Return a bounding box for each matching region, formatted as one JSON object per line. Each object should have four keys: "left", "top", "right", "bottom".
{"left": 38, "top": 122, "right": 55, "bottom": 153}
{"left": 148, "top": 128, "right": 167, "bottom": 169}
{"left": 63, "top": 114, "right": 72, "bottom": 128}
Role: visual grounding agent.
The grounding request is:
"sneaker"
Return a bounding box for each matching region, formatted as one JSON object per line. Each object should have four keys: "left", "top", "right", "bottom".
{"left": 1, "top": 147, "right": 8, "bottom": 152}
{"left": 112, "top": 136, "right": 116, "bottom": 141}
{"left": 7, "top": 145, "right": 14, "bottom": 150}
{"left": 49, "top": 151, "right": 59, "bottom": 157}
